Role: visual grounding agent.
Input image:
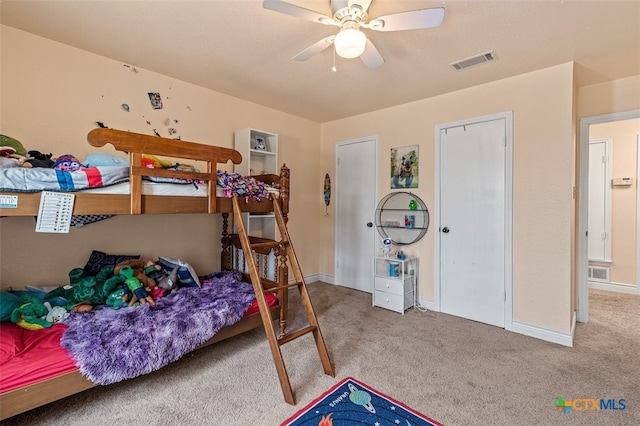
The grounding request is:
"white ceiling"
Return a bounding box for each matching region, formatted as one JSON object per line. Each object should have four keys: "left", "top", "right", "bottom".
{"left": 2, "top": 0, "right": 639, "bottom": 123}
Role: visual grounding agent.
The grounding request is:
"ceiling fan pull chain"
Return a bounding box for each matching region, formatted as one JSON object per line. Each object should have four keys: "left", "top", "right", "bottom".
{"left": 332, "top": 48, "right": 337, "bottom": 72}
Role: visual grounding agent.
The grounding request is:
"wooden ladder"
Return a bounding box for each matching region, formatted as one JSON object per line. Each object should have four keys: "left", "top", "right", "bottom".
{"left": 231, "top": 196, "right": 335, "bottom": 405}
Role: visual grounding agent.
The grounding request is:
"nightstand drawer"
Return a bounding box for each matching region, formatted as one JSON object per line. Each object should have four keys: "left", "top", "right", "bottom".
{"left": 374, "top": 276, "right": 408, "bottom": 295}
{"left": 373, "top": 290, "right": 405, "bottom": 312}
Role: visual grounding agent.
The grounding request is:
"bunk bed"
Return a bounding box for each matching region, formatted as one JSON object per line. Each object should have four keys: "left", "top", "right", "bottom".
{"left": 0, "top": 128, "right": 291, "bottom": 420}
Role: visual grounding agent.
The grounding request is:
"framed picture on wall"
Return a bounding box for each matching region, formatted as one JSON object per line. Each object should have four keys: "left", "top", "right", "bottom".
{"left": 390, "top": 145, "right": 419, "bottom": 189}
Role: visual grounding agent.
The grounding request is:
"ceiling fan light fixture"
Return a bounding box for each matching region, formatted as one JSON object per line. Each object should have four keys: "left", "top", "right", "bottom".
{"left": 334, "top": 27, "right": 366, "bottom": 58}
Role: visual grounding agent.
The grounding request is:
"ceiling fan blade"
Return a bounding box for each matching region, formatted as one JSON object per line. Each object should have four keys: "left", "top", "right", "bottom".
{"left": 292, "top": 36, "right": 335, "bottom": 61}
{"left": 349, "top": 0, "right": 372, "bottom": 13}
{"left": 367, "top": 7, "right": 445, "bottom": 32}
{"left": 262, "top": 0, "right": 337, "bottom": 26}
{"left": 359, "top": 39, "right": 384, "bottom": 69}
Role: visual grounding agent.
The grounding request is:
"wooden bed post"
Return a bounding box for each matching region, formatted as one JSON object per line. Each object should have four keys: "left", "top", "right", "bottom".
{"left": 280, "top": 164, "right": 289, "bottom": 223}
{"left": 130, "top": 152, "right": 143, "bottom": 214}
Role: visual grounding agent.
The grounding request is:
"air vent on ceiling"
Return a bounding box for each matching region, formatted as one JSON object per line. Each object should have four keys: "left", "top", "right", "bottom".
{"left": 450, "top": 50, "right": 497, "bottom": 71}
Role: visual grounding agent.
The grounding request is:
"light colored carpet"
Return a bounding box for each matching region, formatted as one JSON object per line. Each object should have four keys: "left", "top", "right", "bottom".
{"left": 1, "top": 284, "right": 638, "bottom": 426}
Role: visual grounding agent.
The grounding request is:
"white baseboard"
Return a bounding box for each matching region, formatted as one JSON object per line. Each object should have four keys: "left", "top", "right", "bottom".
{"left": 415, "top": 297, "right": 435, "bottom": 311}
{"left": 306, "top": 273, "right": 334, "bottom": 284}
{"left": 511, "top": 315, "right": 575, "bottom": 347}
{"left": 589, "top": 280, "right": 638, "bottom": 294}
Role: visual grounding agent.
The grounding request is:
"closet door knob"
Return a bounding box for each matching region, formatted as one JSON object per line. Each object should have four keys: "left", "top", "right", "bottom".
{"left": 442, "top": 227, "right": 450, "bottom": 233}
{"left": 366, "top": 222, "right": 373, "bottom": 228}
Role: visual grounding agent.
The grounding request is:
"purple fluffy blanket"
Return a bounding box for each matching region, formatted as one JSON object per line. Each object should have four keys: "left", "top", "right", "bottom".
{"left": 60, "top": 271, "right": 256, "bottom": 385}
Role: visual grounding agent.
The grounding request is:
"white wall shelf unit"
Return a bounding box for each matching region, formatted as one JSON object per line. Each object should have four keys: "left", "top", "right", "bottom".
{"left": 234, "top": 128, "right": 279, "bottom": 240}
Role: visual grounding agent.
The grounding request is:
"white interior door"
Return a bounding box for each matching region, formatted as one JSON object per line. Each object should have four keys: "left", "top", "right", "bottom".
{"left": 335, "top": 137, "right": 378, "bottom": 293}
{"left": 588, "top": 139, "right": 612, "bottom": 262}
{"left": 438, "top": 115, "right": 509, "bottom": 328}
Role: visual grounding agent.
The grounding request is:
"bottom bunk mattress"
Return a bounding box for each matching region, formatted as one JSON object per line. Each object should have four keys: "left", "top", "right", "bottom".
{"left": 0, "top": 271, "right": 277, "bottom": 394}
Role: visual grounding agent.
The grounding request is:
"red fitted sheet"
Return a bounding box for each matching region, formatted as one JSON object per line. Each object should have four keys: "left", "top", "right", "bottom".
{"left": 0, "top": 293, "right": 276, "bottom": 394}
{"left": 0, "top": 323, "right": 77, "bottom": 393}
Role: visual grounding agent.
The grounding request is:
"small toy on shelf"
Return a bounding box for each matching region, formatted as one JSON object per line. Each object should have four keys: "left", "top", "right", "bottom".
{"left": 381, "top": 238, "right": 393, "bottom": 258}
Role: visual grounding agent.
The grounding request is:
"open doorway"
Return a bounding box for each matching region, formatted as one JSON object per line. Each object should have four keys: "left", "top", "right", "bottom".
{"left": 578, "top": 109, "right": 640, "bottom": 323}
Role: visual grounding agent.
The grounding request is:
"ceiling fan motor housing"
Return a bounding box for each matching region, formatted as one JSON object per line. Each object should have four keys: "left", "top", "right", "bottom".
{"left": 332, "top": 0, "right": 368, "bottom": 23}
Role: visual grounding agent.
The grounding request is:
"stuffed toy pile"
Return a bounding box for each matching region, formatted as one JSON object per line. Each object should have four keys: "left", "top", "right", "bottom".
{"left": 5, "top": 257, "right": 182, "bottom": 330}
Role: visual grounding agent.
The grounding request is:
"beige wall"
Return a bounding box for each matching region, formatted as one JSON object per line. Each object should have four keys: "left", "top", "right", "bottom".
{"left": 3, "top": 24, "right": 639, "bottom": 338}
{"left": 589, "top": 118, "right": 640, "bottom": 285}
{"left": 577, "top": 76, "right": 640, "bottom": 119}
{"left": 321, "top": 63, "right": 576, "bottom": 333}
{"left": 0, "top": 26, "right": 322, "bottom": 288}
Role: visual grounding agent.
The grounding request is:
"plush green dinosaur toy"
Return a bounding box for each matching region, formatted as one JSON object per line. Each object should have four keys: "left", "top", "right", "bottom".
{"left": 10, "top": 294, "right": 52, "bottom": 330}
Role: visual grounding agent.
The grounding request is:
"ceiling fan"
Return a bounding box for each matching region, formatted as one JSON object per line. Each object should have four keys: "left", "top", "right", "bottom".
{"left": 262, "top": 0, "right": 445, "bottom": 69}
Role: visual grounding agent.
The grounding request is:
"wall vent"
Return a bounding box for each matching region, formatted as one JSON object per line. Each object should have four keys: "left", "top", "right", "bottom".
{"left": 588, "top": 266, "right": 610, "bottom": 282}
{"left": 450, "top": 50, "right": 497, "bottom": 71}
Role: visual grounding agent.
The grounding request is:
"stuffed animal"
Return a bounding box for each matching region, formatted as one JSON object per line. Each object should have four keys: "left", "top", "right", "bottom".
{"left": 72, "top": 302, "right": 94, "bottom": 313}
{"left": 115, "top": 260, "right": 156, "bottom": 289}
{"left": 157, "top": 266, "right": 179, "bottom": 295}
{"left": 118, "top": 265, "right": 155, "bottom": 306}
{"left": 144, "top": 260, "right": 179, "bottom": 298}
{"left": 53, "top": 154, "right": 85, "bottom": 171}
{"left": 105, "top": 286, "right": 130, "bottom": 310}
{"left": 10, "top": 295, "right": 52, "bottom": 330}
{"left": 144, "top": 260, "right": 164, "bottom": 281}
{"left": 43, "top": 302, "right": 70, "bottom": 324}
{"left": 142, "top": 154, "right": 172, "bottom": 169}
{"left": 45, "top": 265, "right": 122, "bottom": 309}
{"left": 22, "top": 150, "right": 55, "bottom": 168}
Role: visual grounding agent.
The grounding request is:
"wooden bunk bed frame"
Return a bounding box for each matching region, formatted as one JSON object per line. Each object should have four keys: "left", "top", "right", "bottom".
{"left": 0, "top": 128, "right": 290, "bottom": 420}
{"left": 0, "top": 127, "right": 289, "bottom": 217}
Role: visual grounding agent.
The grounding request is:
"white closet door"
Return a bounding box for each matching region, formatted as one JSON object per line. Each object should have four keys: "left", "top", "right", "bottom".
{"left": 588, "top": 139, "right": 612, "bottom": 262}
{"left": 439, "top": 117, "right": 507, "bottom": 327}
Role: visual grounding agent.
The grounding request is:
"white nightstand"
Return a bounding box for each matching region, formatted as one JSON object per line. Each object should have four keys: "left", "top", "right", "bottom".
{"left": 373, "top": 256, "right": 417, "bottom": 314}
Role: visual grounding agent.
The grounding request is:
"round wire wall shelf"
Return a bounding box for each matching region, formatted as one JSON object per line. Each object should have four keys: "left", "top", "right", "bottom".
{"left": 375, "top": 192, "right": 429, "bottom": 245}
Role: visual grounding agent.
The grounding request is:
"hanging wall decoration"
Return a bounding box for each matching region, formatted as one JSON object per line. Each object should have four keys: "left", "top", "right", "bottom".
{"left": 323, "top": 173, "right": 331, "bottom": 216}
{"left": 390, "top": 145, "right": 419, "bottom": 189}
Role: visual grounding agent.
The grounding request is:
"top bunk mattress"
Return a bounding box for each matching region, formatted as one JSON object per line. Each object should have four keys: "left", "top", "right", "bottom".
{"left": 0, "top": 166, "right": 278, "bottom": 198}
